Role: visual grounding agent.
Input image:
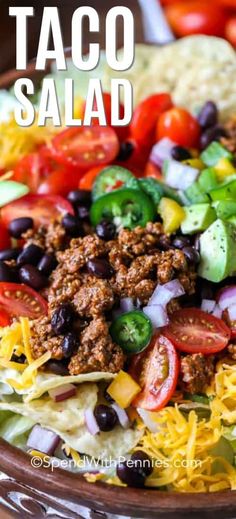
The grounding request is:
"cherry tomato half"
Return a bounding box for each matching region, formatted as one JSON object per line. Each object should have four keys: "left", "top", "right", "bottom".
{"left": 225, "top": 17, "right": 236, "bottom": 47}
{"left": 79, "top": 165, "right": 108, "bottom": 190}
{"left": 49, "top": 126, "right": 119, "bottom": 171}
{"left": 130, "top": 93, "right": 173, "bottom": 148}
{"left": 0, "top": 307, "right": 11, "bottom": 327}
{"left": 37, "top": 165, "right": 82, "bottom": 197}
{"left": 144, "top": 161, "right": 162, "bottom": 180}
{"left": 222, "top": 309, "right": 236, "bottom": 339}
{"left": 0, "top": 282, "right": 47, "bottom": 319}
{"left": 165, "top": 2, "right": 226, "bottom": 37}
{"left": 163, "top": 308, "right": 231, "bottom": 354}
{"left": 1, "top": 194, "right": 73, "bottom": 229}
{"left": 157, "top": 107, "right": 200, "bottom": 148}
{"left": 0, "top": 222, "right": 11, "bottom": 251}
{"left": 90, "top": 92, "right": 129, "bottom": 142}
{"left": 129, "top": 334, "right": 179, "bottom": 411}
{"left": 13, "top": 152, "right": 53, "bottom": 193}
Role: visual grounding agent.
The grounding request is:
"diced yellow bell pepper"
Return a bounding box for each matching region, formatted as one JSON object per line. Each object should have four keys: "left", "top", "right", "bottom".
{"left": 214, "top": 157, "right": 236, "bottom": 182}
{"left": 183, "top": 158, "right": 205, "bottom": 170}
{"left": 158, "top": 197, "right": 185, "bottom": 234}
{"left": 107, "top": 370, "right": 141, "bottom": 409}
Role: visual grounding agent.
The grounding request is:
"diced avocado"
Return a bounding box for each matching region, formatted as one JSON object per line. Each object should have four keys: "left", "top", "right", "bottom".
{"left": 201, "top": 141, "right": 233, "bottom": 167}
{"left": 198, "top": 168, "right": 218, "bottom": 192}
{"left": 209, "top": 179, "right": 236, "bottom": 202}
{"left": 213, "top": 200, "right": 236, "bottom": 220}
{"left": 210, "top": 437, "right": 234, "bottom": 474}
{"left": 198, "top": 219, "right": 236, "bottom": 282}
{"left": 184, "top": 182, "right": 209, "bottom": 204}
{"left": 0, "top": 181, "right": 29, "bottom": 208}
{"left": 140, "top": 177, "right": 182, "bottom": 205}
{"left": 181, "top": 203, "right": 216, "bottom": 235}
{"left": 228, "top": 215, "right": 236, "bottom": 226}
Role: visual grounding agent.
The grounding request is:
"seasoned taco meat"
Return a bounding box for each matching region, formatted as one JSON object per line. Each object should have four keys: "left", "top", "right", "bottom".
{"left": 180, "top": 353, "right": 215, "bottom": 394}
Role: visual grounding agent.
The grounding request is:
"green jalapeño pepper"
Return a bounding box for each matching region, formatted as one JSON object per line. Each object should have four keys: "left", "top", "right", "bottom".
{"left": 110, "top": 310, "right": 153, "bottom": 354}
{"left": 92, "top": 166, "right": 138, "bottom": 200}
{"left": 90, "top": 188, "right": 156, "bottom": 230}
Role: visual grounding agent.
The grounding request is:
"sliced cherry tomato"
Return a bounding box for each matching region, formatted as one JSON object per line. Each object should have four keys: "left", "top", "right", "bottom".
{"left": 165, "top": 2, "right": 226, "bottom": 37}
{"left": 37, "top": 166, "right": 82, "bottom": 197}
{"left": 0, "top": 307, "right": 11, "bottom": 327}
{"left": 89, "top": 92, "right": 129, "bottom": 142}
{"left": 225, "top": 17, "right": 236, "bottom": 47}
{"left": 144, "top": 161, "right": 162, "bottom": 180}
{"left": 157, "top": 107, "right": 200, "bottom": 148}
{"left": 13, "top": 152, "right": 53, "bottom": 193}
{"left": 0, "top": 222, "right": 10, "bottom": 250}
{"left": 222, "top": 309, "right": 236, "bottom": 339}
{"left": 130, "top": 94, "right": 173, "bottom": 147}
{"left": 216, "top": 0, "right": 236, "bottom": 8}
{"left": 0, "top": 282, "right": 47, "bottom": 319}
{"left": 129, "top": 334, "right": 179, "bottom": 411}
{"left": 1, "top": 194, "right": 73, "bottom": 229}
{"left": 79, "top": 165, "right": 108, "bottom": 190}
{"left": 163, "top": 308, "right": 231, "bottom": 354}
{"left": 49, "top": 126, "right": 119, "bottom": 171}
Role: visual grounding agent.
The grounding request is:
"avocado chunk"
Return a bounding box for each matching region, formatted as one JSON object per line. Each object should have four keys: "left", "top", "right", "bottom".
{"left": 201, "top": 141, "right": 233, "bottom": 167}
{"left": 198, "top": 219, "right": 236, "bottom": 282}
{"left": 213, "top": 200, "right": 236, "bottom": 220}
{"left": 184, "top": 182, "right": 209, "bottom": 204}
{"left": 209, "top": 179, "right": 236, "bottom": 202}
{"left": 181, "top": 203, "right": 216, "bottom": 234}
{"left": 198, "top": 168, "right": 218, "bottom": 192}
{"left": 228, "top": 215, "right": 236, "bottom": 226}
{"left": 210, "top": 437, "right": 234, "bottom": 474}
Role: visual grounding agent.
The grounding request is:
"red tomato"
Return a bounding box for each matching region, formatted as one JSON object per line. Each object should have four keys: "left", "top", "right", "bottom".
{"left": 225, "top": 17, "right": 236, "bottom": 47}
{"left": 50, "top": 126, "right": 119, "bottom": 171}
{"left": 144, "top": 161, "right": 162, "bottom": 180}
{"left": 79, "top": 165, "right": 108, "bottom": 190}
{"left": 130, "top": 94, "right": 173, "bottom": 147}
{"left": 37, "top": 166, "right": 82, "bottom": 197}
{"left": 157, "top": 107, "right": 200, "bottom": 148}
{"left": 164, "top": 308, "right": 231, "bottom": 354}
{"left": 0, "top": 282, "right": 47, "bottom": 319}
{"left": 129, "top": 334, "right": 179, "bottom": 411}
{"left": 13, "top": 152, "right": 53, "bottom": 193}
{"left": 0, "top": 222, "right": 10, "bottom": 250}
{"left": 165, "top": 2, "right": 226, "bottom": 37}
{"left": 1, "top": 194, "right": 73, "bottom": 229}
{"left": 0, "top": 308, "right": 11, "bottom": 327}
{"left": 222, "top": 309, "right": 236, "bottom": 339}
{"left": 89, "top": 92, "right": 129, "bottom": 142}
{"left": 217, "top": 0, "right": 236, "bottom": 8}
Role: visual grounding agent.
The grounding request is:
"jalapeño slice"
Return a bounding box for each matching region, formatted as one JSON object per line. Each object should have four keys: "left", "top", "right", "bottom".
{"left": 110, "top": 310, "right": 153, "bottom": 354}
{"left": 92, "top": 166, "right": 137, "bottom": 200}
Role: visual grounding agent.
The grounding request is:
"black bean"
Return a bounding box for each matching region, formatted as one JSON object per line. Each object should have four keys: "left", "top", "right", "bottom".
{"left": 87, "top": 259, "right": 114, "bottom": 279}
{"left": 51, "top": 304, "right": 74, "bottom": 335}
{"left": 96, "top": 220, "right": 116, "bottom": 241}
{"left": 130, "top": 451, "right": 153, "bottom": 477}
{"left": 200, "top": 125, "right": 227, "bottom": 150}
{"left": 171, "top": 145, "right": 191, "bottom": 162}
{"left": 183, "top": 246, "right": 200, "bottom": 265}
{"left": 11, "top": 353, "right": 26, "bottom": 364}
{"left": 61, "top": 332, "right": 78, "bottom": 358}
{"left": 61, "top": 213, "right": 82, "bottom": 237}
{"left": 67, "top": 189, "right": 91, "bottom": 207}
{"left": 104, "top": 388, "right": 114, "bottom": 404}
{"left": 77, "top": 206, "right": 90, "bottom": 220}
{"left": 156, "top": 235, "right": 171, "bottom": 251}
{"left": 45, "top": 360, "right": 69, "bottom": 376}
{"left": 117, "top": 141, "right": 134, "bottom": 161}
{"left": 172, "top": 235, "right": 191, "bottom": 250}
{"left": 19, "top": 264, "right": 48, "bottom": 290}
{"left": 8, "top": 217, "right": 34, "bottom": 238}
{"left": 0, "top": 248, "right": 22, "bottom": 261}
{"left": 199, "top": 279, "right": 215, "bottom": 301}
{"left": 116, "top": 461, "right": 146, "bottom": 488}
{"left": 17, "top": 244, "right": 44, "bottom": 266}
{"left": 198, "top": 101, "right": 218, "bottom": 129}
{"left": 38, "top": 254, "right": 57, "bottom": 276}
{"left": 0, "top": 262, "right": 16, "bottom": 282}
{"left": 194, "top": 233, "right": 201, "bottom": 252}
{"left": 94, "top": 404, "right": 118, "bottom": 432}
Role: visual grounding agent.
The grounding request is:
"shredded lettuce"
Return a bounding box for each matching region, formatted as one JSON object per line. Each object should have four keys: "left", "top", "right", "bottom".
{"left": 0, "top": 411, "right": 34, "bottom": 448}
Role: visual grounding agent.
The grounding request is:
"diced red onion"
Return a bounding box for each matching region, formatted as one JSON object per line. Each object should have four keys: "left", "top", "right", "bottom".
{"left": 49, "top": 384, "right": 76, "bottom": 403}
{"left": 201, "top": 299, "right": 216, "bottom": 313}
{"left": 111, "top": 403, "right": 130, "bottom": 429}
{"left": 212, "top": 304, "right": 222, "bottom": 319}
{"left": 137, "top": 408, "right": 160, "bottom": 433}
{"left": 218, "top": 286, "right": 236, "bottom": 310}
{"left": 149, "top": 138, "right": 176, "bottom": 167}
{"left": 84, "top": 409, "right": 99, "bottom": 436}
{"left": 120, "top": 297, "right": 135, "bottom": 313}
{"left": 27, "top": 424, "right": 60, "bottom": 455}
{"left": 164, "top": 159, "right": 199, "bottom": 190}
{"left": 228, "top": 304, "right": 236, "bottom": 321}
{"left": 143, "top": 305, "right": 169, "bottom": 328}
{"left": 148, "top": 279, "right": 185, "bottom": 307}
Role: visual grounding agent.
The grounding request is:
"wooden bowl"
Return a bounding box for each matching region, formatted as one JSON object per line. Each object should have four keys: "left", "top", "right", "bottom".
{"left": 0, "top": 57, "right": 236, "bottom": 519}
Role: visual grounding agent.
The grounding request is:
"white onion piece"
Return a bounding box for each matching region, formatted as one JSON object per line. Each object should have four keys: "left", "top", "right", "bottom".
{"left": 228, "top": 304, "right": 236, "bottom": 321}
{"left": 27, "top": 424, "right": 60, "bottom": 455}
{"left": 201, "top": 299, "right": 216, "bottom": 313}
{"left": 218, "top": 286, "right": 236, "bottom": 310}
{"left": 84, "top": 409, "right": 99, "bottom": 436}
{"left": 143, "top": 305, "right": 169, "bottom": 328}
{"left": 149, "top": 138, "right": 176, "bottom": 167}
{"left": 111, "top": 403, "right": 130, "bottom": 429}
{"left": 137, "top": 408, "right": 160, "bottom": 433}
{"left": 49, "top": 384, "right": 76, "bottom": 403}
{"left": 120, "top": 297, "right": 134, "bottom": 313}
{"left": 148, "top": 279, "right": 185, "bottom": 307}
{"left": 212, "top": 304, "right": 223, "bottom": 319}
{"left": 164, "top": 159, "right": 199, "bottom": 190}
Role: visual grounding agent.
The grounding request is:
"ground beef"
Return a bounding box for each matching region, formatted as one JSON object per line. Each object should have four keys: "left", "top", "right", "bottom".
{"left": 57, "top": 235, "right": 107, "bottom": 273}
{"left": 30, "top": 315, "right": 64, "bottom": 360}
{"left": 180, "top": 353, "right": 215, "bottom": 394}
{"left": 23, "top": 222, "right": 67, "bottom": 253}
{"left": 73, "top": 275, "right": 114, "bottom": 317}
{"left": 227, "top": 343, "right": 236, "bottom": 360}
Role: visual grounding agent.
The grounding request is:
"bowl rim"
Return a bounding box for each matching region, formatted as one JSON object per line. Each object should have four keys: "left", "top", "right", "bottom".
{"left": 0, "top": 50, "right": 236, "bottom": 519}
